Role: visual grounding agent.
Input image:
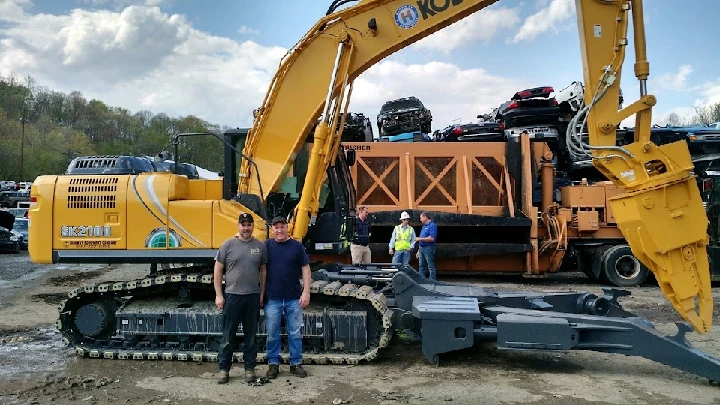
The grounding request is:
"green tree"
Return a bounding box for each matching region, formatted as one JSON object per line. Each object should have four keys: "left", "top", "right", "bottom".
{"left": 0, "top": 73, "right": 225, "bottom": 181}
{"left": 692, "top": 102, "right": 720, "bottom": 125}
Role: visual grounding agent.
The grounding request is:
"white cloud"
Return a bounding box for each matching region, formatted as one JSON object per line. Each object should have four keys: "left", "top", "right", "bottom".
{"left": 511, "top": 0, "right": 575, "bottom": 43}
{"left": 123, "top": 38, "right": 286, "bottom": 125}
{"left": 0, "top": 6, "right": 191, "bottom": 85}
{"left": 0, "top": 5, "right": 286, "bottom": 126}
{"left": 412, "top": 7, "right": 520, "bottom": 52}
{"left": 696, "top": 79, "right": 720, "bottom": 106}
{"left": 656, "top": 64, "right": 693, "bottom": 91}
{"left": 0, "top": 0, "right": 31, "bottom": 22}
{"left": 0, "top": 4, "right": 529, "bottom": 131}
{"left": 351, "top": 60, "right": 528, "bottom": 134}
{"left": 84, "top": 0, "right": 167, "bottom": 6}
{"left": 237, "top": 25, "right": 259, "bottom": 35}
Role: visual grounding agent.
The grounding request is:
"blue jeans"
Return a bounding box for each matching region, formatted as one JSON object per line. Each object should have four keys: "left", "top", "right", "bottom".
{"left": 419, "top": 245, "right": 436, "bottom": 280}
{"left": 392, "top": 250, "right": 410, "bottom": 265}
{"left": 265, "top": 298, "right": 303, "bottom": 366}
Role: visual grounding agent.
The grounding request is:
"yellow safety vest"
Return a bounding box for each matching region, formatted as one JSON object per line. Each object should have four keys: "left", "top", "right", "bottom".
{"left": 394, "top": 225, "right": 412, "bottom": 251}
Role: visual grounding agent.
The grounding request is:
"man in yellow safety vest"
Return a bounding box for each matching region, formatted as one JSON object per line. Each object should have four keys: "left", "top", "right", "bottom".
{"left": 388, "top": 211, "right": 417, "bottom": 265}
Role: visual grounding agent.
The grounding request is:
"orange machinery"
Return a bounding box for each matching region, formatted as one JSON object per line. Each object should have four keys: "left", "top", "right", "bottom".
{"left": 322, "top": 138, "right": 648, "bottom": 287}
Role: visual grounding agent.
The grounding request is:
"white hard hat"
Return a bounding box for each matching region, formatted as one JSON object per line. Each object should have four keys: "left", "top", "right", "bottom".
{"left": 400, "top": 211, "right": 410, "bottom": 220}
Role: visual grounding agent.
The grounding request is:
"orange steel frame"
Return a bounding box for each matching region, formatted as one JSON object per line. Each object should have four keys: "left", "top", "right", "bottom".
{"left": 321, "top": 141, "right": 625, "bottom": 275}
{"left": 344, "top": 142, "right": 544, "bottom": 216}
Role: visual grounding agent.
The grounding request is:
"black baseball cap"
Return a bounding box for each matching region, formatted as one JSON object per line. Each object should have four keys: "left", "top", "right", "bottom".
{"left": 238, "top": 213, "right": 254, "bottom": 223}
{"left": 271, "top": 216, "right": 287, "bottom": 225}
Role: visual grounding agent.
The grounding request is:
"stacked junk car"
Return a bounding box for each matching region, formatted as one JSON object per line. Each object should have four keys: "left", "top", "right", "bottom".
{"left": 25, "top": 0, "right": 720, "bottom": 386}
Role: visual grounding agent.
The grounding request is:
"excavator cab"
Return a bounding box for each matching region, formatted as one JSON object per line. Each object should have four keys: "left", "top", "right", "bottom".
{"left": 222, "top": 128, "right": 357, "bottom": 255}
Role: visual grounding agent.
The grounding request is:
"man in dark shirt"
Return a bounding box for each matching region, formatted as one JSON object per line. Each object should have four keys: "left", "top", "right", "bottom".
{"left": 264, "top": 216, "right": 312, "bottom": 379}
{"left": 213, "top": 212, "right": 267, "bottom": 384}
{"left": 351, "top": 206, "right": 372, "bottom": 263}
{"left": 415, "top": 211, "right": 438, "bottom": 280}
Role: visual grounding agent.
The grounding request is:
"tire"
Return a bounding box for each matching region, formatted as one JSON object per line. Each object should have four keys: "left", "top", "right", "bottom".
{"left": 601, "top": 244, "right": 649, "bottom": 287}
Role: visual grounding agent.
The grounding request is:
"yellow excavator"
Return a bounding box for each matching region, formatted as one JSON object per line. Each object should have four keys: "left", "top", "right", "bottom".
{"left": 28, "top": 0, "right": 720, "bottom": 382}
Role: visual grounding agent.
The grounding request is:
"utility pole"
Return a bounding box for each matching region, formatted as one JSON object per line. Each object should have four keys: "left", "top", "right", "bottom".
{"left": 19, "top": 95, "right": 32, "bottom": 182}
{"left": 20, "top": 113, "right": 25, "bottom": 182}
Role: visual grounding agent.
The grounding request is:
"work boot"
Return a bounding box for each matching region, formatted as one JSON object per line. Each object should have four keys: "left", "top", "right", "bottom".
{"left": 266, "top": 364, "right": 279, "bottom": 379}
{"left": 245, "top": 369, "right": 257, "bottom": 383}
{"left": 216, "top": 371, "right": 229, "bottom": 384}
{"left": 290, "top": 365, "right": 308, "bottom": 378}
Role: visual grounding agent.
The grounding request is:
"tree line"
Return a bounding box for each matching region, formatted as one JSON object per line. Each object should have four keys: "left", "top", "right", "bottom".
{"left": 0, "top": 74, "right": 230, "bottom": 182}
{"left": 664, "top": 103, "right": 720, "bottom": 127}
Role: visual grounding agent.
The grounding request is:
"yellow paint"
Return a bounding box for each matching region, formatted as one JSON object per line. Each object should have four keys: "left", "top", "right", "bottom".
{"left": 186, "top": 179, "right": 224, "bottom": 201}
{"left": 27, "top": 176, "right": 57, "bottom": 263}
{"left": 167, "top": 201, "right": 213, "bottom": 248}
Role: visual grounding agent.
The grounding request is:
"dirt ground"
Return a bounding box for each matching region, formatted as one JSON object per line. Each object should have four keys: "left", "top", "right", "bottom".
{"left": 1, "top": 252, "right": 720, "bottom": 405}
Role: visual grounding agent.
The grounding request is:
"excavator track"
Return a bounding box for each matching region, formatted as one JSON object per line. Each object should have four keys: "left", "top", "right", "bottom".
{"left": 56, "top": 267, "right": 394, "bottom": 365}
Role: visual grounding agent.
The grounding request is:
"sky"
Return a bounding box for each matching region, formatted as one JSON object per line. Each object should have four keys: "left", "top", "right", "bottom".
{"left": 1, "top": 0, "right": 718, "bottom": 137}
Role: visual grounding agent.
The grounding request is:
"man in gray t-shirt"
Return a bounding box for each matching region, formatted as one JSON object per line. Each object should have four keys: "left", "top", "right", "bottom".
{"left": 214, "top": 212, "right": 267, "bottom": 384}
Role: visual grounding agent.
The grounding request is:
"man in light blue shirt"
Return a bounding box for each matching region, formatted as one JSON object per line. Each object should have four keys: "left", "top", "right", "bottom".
{"left": 388, "top": 211, "right": 416, "bottom": 265}
{"left": 414, "top": 211, "right": 437, "bottom": 280}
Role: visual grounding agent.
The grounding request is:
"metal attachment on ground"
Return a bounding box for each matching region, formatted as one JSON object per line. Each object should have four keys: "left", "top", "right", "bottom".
{"left": 247, "top": 377, "right": 271, "bottom": 386}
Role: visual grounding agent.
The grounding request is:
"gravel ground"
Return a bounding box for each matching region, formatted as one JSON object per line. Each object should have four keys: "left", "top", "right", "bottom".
{"left": 1, "top": 252, "right": 720, "bottom": 405}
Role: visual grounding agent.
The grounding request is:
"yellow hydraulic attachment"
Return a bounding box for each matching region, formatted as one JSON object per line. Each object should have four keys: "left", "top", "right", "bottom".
{"left": 239, "top": 0, "right": 711, "bottom": 333}
{"left": 571, "top": 0, "right": 711, "bottom": 333}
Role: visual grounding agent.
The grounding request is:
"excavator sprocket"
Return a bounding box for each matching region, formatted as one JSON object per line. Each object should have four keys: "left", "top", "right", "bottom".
{"left": 57, "top": 267, "right": 393, "bottom": 365}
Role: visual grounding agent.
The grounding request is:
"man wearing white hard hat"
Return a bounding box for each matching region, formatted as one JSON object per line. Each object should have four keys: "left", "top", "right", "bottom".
{"left": 388, "top": 211, "right": 416, "bottom": 265}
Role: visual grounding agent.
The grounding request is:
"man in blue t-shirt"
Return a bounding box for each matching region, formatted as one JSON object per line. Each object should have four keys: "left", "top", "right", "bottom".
{"left": 414, "top": 211, "right": 438, "bottom": 280}
{"left": 263, "top": 216, "right": 311, "bottom": 379}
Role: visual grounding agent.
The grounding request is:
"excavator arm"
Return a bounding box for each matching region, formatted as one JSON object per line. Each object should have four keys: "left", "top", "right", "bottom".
{"left": 240, "top": 0, "right": 712, "bottom": 333}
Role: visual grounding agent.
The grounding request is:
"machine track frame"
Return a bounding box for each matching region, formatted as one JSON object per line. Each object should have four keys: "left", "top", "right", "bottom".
{"left": 54, "top": 264, "right": 720, "bottom": 384}
{"left": 57, "top": 266, "right": 394, "bottom": 365}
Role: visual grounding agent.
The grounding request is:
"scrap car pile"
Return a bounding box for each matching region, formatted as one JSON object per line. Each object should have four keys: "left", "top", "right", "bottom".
{"left": 364, "top": 81, "right": 720, "bottom": 183}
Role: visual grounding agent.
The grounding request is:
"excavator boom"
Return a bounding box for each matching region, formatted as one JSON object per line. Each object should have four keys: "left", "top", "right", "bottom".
{"left": 241, "top": 0, "right": 500, "bottom": 197}
{"left": 241, "top": 0, "right": 711, "bottom": 333}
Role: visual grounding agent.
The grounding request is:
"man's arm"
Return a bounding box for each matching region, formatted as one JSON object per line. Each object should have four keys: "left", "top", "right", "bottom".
{"left": 259, "top": 263, "right": 266, "bottom": 307}
{"left": 388, "top": 227, "right": 396, "bottom": 254}
{"left": 416, "top": 224, "right": 436, "bottom": 243}
{"left": 299, "top": 264, "right": 311, "bottom": 308}
{"left": 428, "top": 223, "right": 437, "bottom": 242}
{"left": 410, "top": 228, "right": 417, "bottom": 250}
{"left": 213, "top": 260, "right": 225, "bottom": 309}
{"left": 415, "top": 228, "right": 428, "bottom": 242}
{"left": 260, "top": 243, "right": 268, "bottom": 307}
